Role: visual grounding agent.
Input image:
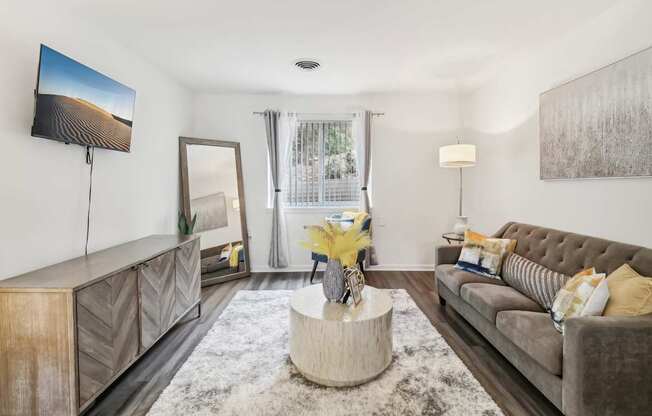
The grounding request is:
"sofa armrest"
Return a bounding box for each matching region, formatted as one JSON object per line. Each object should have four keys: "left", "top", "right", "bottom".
{"left": 435, "top": 245, "right": 462, "bottom": 266}
{"left": 563, "top": 314, "right": 652, "bottom": 416}
{"left": 491, "top": 221, "right": 515, "bottom": 238}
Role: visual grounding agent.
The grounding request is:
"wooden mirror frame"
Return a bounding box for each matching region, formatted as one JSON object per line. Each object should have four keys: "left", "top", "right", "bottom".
{"left": 179, "top": 136, "right": 251, "bottom": 286}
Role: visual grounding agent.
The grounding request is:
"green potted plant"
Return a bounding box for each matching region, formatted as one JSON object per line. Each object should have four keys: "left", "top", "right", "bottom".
{"left": 178, "top": 212, "right": 198, "bottom": 235}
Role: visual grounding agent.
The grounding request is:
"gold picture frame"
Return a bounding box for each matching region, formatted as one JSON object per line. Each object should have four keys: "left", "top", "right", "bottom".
{"left": 344, "top": 267, "right": 365, "bottom": 306}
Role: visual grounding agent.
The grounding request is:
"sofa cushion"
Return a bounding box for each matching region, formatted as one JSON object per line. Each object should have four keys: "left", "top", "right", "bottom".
{"left": 496, "top": 310, "right": 563, "bottom": 376}
{"left": 460, "top": 283, "right": 544, "bottom": 323}
{"left": 436, "top": 264, "right": 505, "bottom": 296}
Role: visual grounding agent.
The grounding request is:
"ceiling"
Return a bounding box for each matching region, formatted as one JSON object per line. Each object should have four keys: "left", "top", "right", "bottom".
{"left": 59, "top": 0, "right": 618, "bottom": 94}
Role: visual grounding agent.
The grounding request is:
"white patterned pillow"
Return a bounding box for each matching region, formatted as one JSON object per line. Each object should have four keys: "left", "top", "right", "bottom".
{"left": 455, "top": 230, "right": 516, "bottom": 278}
{"left": 502, "top": 253, "right": 571, "bottom": 310}
{"left": 550, "top": 270, "right": 610, "bottom": 333}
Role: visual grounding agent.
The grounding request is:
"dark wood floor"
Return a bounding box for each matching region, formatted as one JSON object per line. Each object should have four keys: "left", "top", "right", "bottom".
{"left": 86, "top": 271, "right": 562, "bottom": 416}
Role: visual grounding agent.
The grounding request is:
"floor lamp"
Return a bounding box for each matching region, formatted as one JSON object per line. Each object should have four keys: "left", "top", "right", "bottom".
{"left": 439, "top": 143, "right": 477, "bottom": 235}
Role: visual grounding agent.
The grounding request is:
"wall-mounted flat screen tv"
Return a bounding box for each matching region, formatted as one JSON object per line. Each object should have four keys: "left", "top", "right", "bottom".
{"left": 31, "top": 45, "right": 136, "bottom": 152}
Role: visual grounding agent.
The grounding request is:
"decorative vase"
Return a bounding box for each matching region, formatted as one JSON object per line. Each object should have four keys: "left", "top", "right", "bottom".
{"left": 453, "top": 216, "right": 469, "bottom": 236}
{"left": 323, "top": 259, "right": 346, "bottom": 302}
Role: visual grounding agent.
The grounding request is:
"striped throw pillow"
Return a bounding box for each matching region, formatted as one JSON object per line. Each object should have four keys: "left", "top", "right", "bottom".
{"left": 502, "top": 253, "right": 571, "bottom": 310}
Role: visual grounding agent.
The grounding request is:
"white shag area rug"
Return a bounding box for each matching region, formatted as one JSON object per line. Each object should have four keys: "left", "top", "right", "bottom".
{"left": 148, "top": 289, "right": 503, "bottom": 416}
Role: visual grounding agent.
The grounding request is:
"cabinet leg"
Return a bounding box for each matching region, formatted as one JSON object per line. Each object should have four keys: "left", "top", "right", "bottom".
{"left": 438, "top": 295, "right": 447, "bottom": 307}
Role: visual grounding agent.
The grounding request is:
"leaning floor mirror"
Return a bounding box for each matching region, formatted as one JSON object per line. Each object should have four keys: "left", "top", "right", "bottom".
{"left": 179, "top": 137, "right": 250, "bottom": 286}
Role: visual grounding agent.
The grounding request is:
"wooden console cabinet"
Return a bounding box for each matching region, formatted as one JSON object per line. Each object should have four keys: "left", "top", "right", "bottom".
{"left": 0, "top": 235, "right": 201, "bottom": 415}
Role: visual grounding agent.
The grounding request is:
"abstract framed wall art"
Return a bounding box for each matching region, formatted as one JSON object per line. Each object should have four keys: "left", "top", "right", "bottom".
{"left": 539, "top": 46, "right": 652, "bottom": 180}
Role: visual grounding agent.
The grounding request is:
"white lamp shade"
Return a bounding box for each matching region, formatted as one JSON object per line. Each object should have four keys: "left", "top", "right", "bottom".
{"left": 439, "top": 144, "right": 476, "bottom": 168}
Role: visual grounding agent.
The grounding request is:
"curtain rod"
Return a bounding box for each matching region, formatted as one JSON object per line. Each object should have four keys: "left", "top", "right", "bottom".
{"left": 253, "top": 111, "right": 384, "bottom": 116}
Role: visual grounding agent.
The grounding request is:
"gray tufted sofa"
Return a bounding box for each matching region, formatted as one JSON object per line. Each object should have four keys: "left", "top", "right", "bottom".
{"left": 435, "top": 222, "right": 652, "bottom": 416}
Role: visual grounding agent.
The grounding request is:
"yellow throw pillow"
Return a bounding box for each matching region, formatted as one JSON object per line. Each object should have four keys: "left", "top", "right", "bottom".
{"left": 550, "top": 268, "right": 609, "bottom": 333}
{"left": 603, "top": 264, "right": 652, "bottom": 316}
{"left": 229, "top": 244, "right": 243, "bottom": 269}
{"left": 455, "top": 230, "right": 516, "bottom": 278}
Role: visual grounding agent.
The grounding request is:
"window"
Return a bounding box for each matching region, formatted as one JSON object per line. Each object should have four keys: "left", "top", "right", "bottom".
{"left": 285, "top": 119, "right": 360, "bottom": 207}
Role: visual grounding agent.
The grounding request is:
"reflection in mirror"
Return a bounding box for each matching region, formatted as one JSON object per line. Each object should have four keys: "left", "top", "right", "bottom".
{"left": 180, "top": 137, "right": 250, "bottom": 286}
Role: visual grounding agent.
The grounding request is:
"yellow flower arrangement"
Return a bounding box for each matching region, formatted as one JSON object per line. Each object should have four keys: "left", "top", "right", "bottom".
{"left": 302, "top": 221, "right": 372, "bottom": 267}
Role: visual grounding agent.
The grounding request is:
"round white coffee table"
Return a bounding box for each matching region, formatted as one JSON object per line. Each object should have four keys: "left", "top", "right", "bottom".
{"left": 289, "top": 284, "right": 393, "bottom": 387}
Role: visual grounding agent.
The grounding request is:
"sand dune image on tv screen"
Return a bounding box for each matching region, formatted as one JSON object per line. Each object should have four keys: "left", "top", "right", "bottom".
{"left": 32, "top": 94, "right": 132, "bottom": 152}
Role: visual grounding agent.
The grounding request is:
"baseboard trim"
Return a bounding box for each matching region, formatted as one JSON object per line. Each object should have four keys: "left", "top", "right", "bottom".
{"left": 251, "top": 264, "right": 434, "bottom": 273}
{"left": 251, "top": 265, "right": 322, "bottom": 273}
{"left": 368, "top": 264, "right": 434, "bottom": 271}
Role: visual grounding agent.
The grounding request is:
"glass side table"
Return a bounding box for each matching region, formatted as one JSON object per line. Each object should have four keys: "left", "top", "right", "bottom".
{"left": 442, "top": 232, "right": 464, "bottom": 244}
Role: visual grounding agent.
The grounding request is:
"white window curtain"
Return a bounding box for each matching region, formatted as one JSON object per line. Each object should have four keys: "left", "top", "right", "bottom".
{"left": 265, "top": 110, "right": 296, "bottom": 268}
{"left": 354, "top": 110, "right": 378, "bottom": 266}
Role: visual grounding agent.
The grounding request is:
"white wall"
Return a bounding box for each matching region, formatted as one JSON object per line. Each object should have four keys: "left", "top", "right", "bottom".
{"left": 462, "top": 0, "right": 652, "bottom": 248}
{"left": 0, "top": 3, "right": 192, "bottom": 278}
{"left": 7, "top": 1, "right": 647, "bottom": 280}
{"left": 192, "top": 93, "right": 461, "bottom": 271}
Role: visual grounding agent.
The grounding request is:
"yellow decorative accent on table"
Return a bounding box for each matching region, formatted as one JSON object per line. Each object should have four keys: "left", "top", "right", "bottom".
{"left": 302, "top": 222, "right": 371, "bottom": 267}
{"left": 604, "top": 264, "right": 652, "bottom": 316}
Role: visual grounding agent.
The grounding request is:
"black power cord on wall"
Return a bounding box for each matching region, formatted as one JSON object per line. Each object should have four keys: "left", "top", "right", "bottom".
{"left": 85, "top": 146, "right": 95, "bottom": 256}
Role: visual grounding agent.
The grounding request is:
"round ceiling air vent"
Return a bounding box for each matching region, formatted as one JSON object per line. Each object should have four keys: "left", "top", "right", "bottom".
{"left": 294, "top": 59, "right": 321, "bottom": 71}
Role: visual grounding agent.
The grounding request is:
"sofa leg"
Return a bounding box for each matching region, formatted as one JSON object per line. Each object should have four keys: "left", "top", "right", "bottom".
{"left": 438, "top": 294, "right": 446, "bottom": 307}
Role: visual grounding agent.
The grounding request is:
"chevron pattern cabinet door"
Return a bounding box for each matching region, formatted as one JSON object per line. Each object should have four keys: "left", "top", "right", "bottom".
{"left": 76, "top": 269, "right": 138, "bottom": 407}
{"left": 77, "top": 280, "right": 113, "bottom": 406}
{"left": 138, "top": 251, "right": 175, "bottom": 351}
{"left": 175, "top": 239, "right": 201, "bottom": 317}
{"left": 111, "top": 270, "right": 139, "bottom": 372}
{"left": 160, "top": 253, "right": 177, "bottom": 331}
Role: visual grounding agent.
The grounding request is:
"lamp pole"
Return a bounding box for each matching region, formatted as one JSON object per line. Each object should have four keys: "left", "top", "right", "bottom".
{"left": 459, "top": 167, "right": 463, "bottom": 217}
{"left": 457, "top": 136, "right": 463, "bottom": 217}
